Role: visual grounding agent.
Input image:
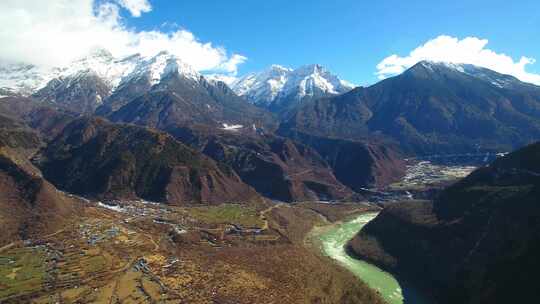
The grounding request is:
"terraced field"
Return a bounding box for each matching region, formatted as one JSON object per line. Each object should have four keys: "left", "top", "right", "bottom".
{"left": 0, "top": 247, "right": 49, "bottom": 300}
{"left": 0, "top": 200, "right": 382, "bottom": 303}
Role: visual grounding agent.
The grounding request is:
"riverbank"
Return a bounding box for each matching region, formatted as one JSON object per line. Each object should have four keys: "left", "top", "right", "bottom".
{"left": 309, "top": 212, "right": 429, "bottom": 304}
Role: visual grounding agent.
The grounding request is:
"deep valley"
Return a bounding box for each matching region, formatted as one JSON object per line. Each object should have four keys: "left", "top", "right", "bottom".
{"left": 1, "top": 13, "right": 540, "bottom": 303}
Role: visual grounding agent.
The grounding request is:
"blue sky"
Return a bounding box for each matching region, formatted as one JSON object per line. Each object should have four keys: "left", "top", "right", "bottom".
{"left": 122, "top": 0, "right": 540, "bottom": 85}
{"left": 1, "top": 0, "right": 539, "bottom": 86}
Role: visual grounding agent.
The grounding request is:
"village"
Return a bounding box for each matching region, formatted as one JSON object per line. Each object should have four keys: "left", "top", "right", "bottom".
{"left": 0, "top": 196, "right": 293, "bottom": 303}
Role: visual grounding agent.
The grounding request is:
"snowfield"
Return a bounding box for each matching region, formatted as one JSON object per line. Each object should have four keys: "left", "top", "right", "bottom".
{"left": 221, "top": 123, "right": 243, "bottom": 131}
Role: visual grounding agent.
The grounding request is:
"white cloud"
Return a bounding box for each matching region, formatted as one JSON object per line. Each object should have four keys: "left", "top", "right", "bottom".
{"left": 217, "top": 54, "right": 248, "bottom": 75}
{"left": 114, "top": 0, "right": 151, "bottom": 17}
{"left": 376, "top": 35, "right": 540, "bottom": 85}
{"left": 0, "top": 0, "right": 245, "bottom": 75}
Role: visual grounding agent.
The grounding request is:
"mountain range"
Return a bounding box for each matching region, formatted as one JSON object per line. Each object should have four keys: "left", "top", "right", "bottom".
{"left": 0, "top": 50, "right": 354, "bottom": 118}
{"left": 2, "top": 45, "right": 540, "bottom": 304}
{"left": 1, "top": 50, "right": 540, "bottom": 203}
{"left": 280, "top": 60, "right": 540, "bottom": 155}
{"left": 230, "top": 64, "right": 355, "bottom": 113}
{"left": 9, "top": 49, "right": 539, "bottom": 157}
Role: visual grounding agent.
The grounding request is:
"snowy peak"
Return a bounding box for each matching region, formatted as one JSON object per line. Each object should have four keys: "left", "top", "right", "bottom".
{"left": 0, "top": 49, "right": 204, "bottom": 98}
{"left": 406, "top": 60, "right": 466, "bottom": 77}
{"left": 409, "top": 60, "right": 528, "bottom": 89}
{"left": 291, "top": 64, "right": 324, "bottom": 76}
{"left": 0, "top": 48, "right": 212, "bottom": 115}
{"left": 281, "top": 64, "right": 354, "bottom": 98}
{"left": 51, "top": 48, "right": 140, "bottom": 89}
{"left": 204, "top": 74, "right": 237, "bottom": 86}
{"left": 231, "top": 65, "right": 291, "bottom": 106}
{"left": 0, "top": 63, "right": 49, "bottom": 96}
{"left": 119, "top": 51, "right": 201, "bottom": 88}
{"left": 33, "top": 68, "right": 112, "bottom": 113}
{"left": 231, "top": 64, "right": 354, "bottom": 110}
{"left": 0, "top": 49, "right": 140, "bottom": 97}
{"left": 459, "top": 63, "right": 524, "bottom": 88}
{"left": 159, "top": 54, "right": 201, "bottom": 82}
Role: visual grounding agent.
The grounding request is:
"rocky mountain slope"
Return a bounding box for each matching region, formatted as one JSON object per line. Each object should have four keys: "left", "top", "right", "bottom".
{"left": 281, "top": 61, "right": 540, "bottom": 155}
{"left": 35, "top": 117, "right": 260, "bottom": 205}
{"left": 172, "top": 128, "right": 356, "bottom": 202}
{"left": 348, "top": 141, "right": 540, "bottom": 303}
{"left": 0, "top": 96, "right": 77, "bottom": 140}
{"left": 0, "top": 128, "right": 82, "bottom": 246}
{"left": 0, "top": 114, "right": 41, "bottom": 156}
{"left": 1, "top": 49, "right": 277, "bottom": 131}
{"left": 102, "top": 57, "right": 277, "bottom": 132}
{"left": 0, "top": 96, "right": 396, "bottom": 202}
{"left": 32, "top": 70, "right": 112, "bottom": 114}
{"left": 282, "top": 131, "right": 406, "bottom": 190}
{"left": 231, "top": 64, "right": 354, "bottom": 112}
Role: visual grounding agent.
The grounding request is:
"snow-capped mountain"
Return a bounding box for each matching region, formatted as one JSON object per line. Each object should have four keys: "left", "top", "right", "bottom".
{"left": 231, "top": 64, "right": 355, "bottom": 111}
{"left": 119, "top": 51, "right": 201, "bottom": 88}
{"left": 32, "top": 70, "right": 112, "bottom": 114}
{"left": 281, "top": 59, "right": 540, "bottom": 156}
{"left": 53, "top": 48, "right": 141, "bottom": 89}
{"left": 94, "top": 51, "right": 207, "bottom": 115}
{"left": 0, "top": 49, "right": 208, "bottom": 113}
{"left": 203, "top": 74, "right": 238, "bottom": 86}
{"left": 1, "top": 49, "right": 354, "bottom": 115}
{"left": 231, "top": 65, "right": 292, "bottom": 106}
{"left": 0, "top": 48, "right": 140, "bottom": 97}
{"left": 0, "top": 63, "right": 51, "bottom": 97}
{"left": 28, "top": 49, "right": 140, "bottom": 113}
{"left": 82, "top": 50, "right": 277, "bottom": 132}
{"left": 415, "top": 60, "right": 533, "bottom": 89}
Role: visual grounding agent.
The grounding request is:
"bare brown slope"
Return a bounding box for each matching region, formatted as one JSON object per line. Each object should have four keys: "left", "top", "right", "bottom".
{"left": 202, "top": 135, "right": 355, "bottom": 202}
{"left": 169, "top": 127, "right": 356, "bottom": 202}
{"left": 35, "top": 117, "right": 260, "bottom": 205}
{"left": 0, "top": 96, "right": 77, "bottom": 140}
{"left": 0, "top": 114, "right": 42, "bottom": 157}
{"left": 279, "top": 130, "right": 406, "bottom": 190}
{"left": 0, "top": 145, "right": 83, "bottom": 246}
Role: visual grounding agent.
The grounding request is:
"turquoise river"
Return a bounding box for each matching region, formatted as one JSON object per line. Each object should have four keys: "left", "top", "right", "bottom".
{"left": 316, "top": 213, "right": 429, "bottom": 304}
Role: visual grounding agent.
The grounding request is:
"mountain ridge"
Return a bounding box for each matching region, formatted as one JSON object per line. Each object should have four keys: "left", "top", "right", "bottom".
{"left": 281, "top": 60, "right": 540, "bottom": 155}
{"left": 35, "top": 117, "right": 262, "bottom": 205}
{"left": 231, "top": 64, "right": 355, "bottom": 112}
{"left": 348, "top": 141, "right": 540, "bottom": 303}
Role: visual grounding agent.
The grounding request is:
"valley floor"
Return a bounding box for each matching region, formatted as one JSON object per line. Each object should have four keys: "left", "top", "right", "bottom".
{"left": 0, "top": 160, "right": 478, "bottom": 303}
{"left": 311, "top": 213, "right": 432, "bottom": 304}
{"left": 0, "top": 198, "right": 383, "bottom": 304}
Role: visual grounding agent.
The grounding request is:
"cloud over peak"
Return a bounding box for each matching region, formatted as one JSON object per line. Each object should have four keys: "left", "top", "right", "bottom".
{"left": 376, "top": 35, "right": 540, "bottom": 85}
{"left": 0, "top": 0, "right": 245, "bottom": 75}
